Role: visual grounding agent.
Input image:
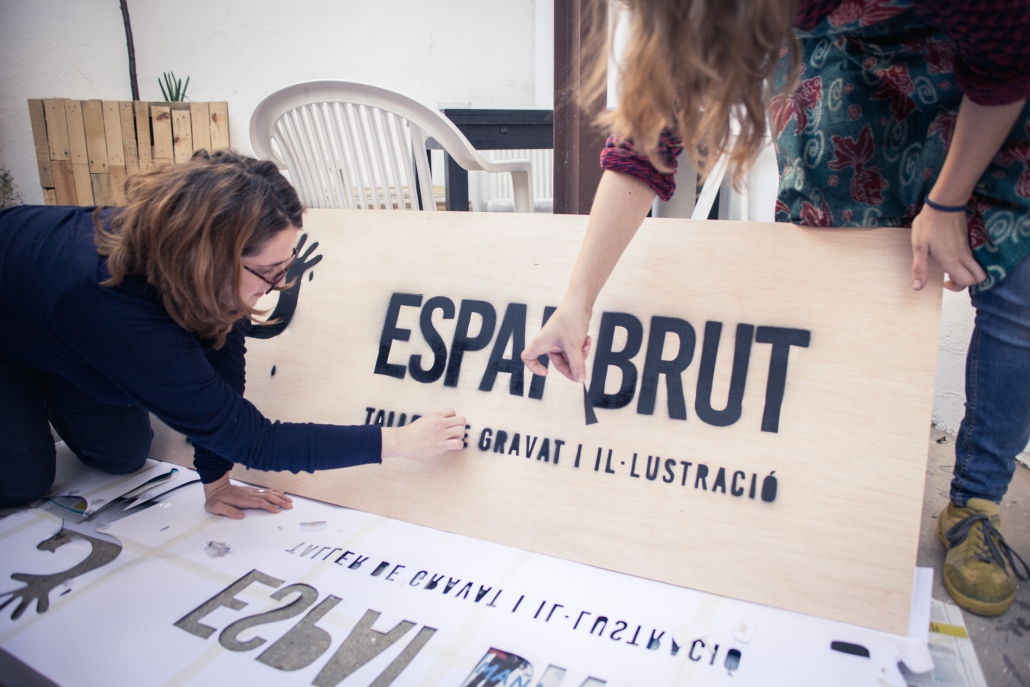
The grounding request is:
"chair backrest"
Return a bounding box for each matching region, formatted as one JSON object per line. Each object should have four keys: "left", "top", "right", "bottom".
{"left": 250, "top": 81, "right": 495, "bottom": 211}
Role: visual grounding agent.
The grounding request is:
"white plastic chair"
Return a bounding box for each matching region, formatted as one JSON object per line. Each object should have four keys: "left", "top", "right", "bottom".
{"left": 250, "top": 80, "right": 533, "bottom": 212}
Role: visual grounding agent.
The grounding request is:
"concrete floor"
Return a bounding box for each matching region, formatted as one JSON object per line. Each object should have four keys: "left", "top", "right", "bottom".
{"left": 921, "top": 426, "right": 1030, "bottom": 687}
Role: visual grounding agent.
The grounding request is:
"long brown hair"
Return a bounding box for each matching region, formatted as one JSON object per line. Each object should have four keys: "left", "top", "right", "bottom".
{"left": 584, "top": 0, "right": 800, "bottom": 180}
{"left": 95, "top": 149, "right": 304, "bottom": 348}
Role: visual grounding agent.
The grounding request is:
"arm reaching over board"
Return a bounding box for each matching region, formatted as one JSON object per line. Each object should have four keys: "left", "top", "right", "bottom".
{"left": 522, "top": 170, "right": 655, "bottom": 383}
{"left": 517, "top": 0, "right": 1030, "bottom": 622}
{"left": 202, "top": 408, "right": 467, "bottom": 520}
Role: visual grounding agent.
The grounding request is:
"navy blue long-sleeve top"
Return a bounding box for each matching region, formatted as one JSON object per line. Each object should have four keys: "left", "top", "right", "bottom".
{"left": 0, "top": 205, "right": 381, "bottom": 483}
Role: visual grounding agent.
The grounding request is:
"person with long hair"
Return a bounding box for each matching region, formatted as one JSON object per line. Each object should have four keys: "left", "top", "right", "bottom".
{"left": 0, "top": 150, "right": 466, "bottom": 518}
{"left": 523, "top": 0, "right": 1030, "bottom": 615}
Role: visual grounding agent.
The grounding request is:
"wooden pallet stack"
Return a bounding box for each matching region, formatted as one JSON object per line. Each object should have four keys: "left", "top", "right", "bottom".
{"left": 27, "top": 99, "right": 230, "bottom": 206}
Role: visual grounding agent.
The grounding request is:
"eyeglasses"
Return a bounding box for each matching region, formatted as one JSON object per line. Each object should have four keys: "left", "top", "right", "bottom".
{"left": 244, "top": 247, "right": 298, "bottom": 295}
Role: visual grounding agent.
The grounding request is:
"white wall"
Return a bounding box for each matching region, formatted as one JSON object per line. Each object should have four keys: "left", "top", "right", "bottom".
{"left": 932, "top": 292, "right": 1030, "bottom": 464}
{"left": 0, "top": 0, "right": 538, "bottom": 204}
{"left": 933, "top": 290, "right": 975, "bottom": 433}
{"left": 534, "top": 0, "right": 554, "bottom": 108}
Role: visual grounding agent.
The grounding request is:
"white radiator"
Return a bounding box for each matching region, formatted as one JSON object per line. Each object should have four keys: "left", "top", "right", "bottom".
{"left": 470, "top": 148, "right": 553, "bottom": 213}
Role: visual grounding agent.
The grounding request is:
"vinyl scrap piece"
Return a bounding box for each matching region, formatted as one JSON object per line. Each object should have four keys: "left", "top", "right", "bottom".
{"left": 205, "top": 541, "right": 231, "bottom": 558}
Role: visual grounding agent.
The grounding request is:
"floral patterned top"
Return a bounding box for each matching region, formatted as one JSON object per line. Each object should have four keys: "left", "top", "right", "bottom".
{"left": 600, "top": 0, "right": 1030, "bottom": 290}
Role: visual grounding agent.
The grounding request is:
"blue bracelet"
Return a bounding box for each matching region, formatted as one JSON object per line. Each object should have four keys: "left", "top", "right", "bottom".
{"left": 924, "top": 197, "right": 967, "bottom": 213}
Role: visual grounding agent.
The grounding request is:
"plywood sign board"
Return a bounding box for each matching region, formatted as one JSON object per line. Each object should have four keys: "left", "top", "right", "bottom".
{"left": 151, "top": 210, "right": 942, "bottom": 635}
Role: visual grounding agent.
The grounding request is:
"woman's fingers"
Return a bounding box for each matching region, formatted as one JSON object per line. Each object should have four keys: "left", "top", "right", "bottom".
{"left": 962, "top": 253, "right": 987, "bottom": 284}
{"left": 557, "top": 343, "right": 586, "bottom": 383}
{"left": 223, "top": 505, "right": 245, "bottom": 520}
{"left": 204, "top": 484, "right": 295, "bottom": 520}
{"left": 945, "top": 265, "right": 978, "bottom": 290}
{"left": 442, "top": 412, "right": 464, "bottom": 427}
{"left": 442, "top": 416, "right": 467, "bottom": 448}
{"left": 234, "top": 491, "right": 281, "bottom": 513}
{"left": 912, "top": 206, "right": 987, "bottom": 292}
{"left": 943, "top": 277, "right": 965, "bottom": 292}
{"left": 264, "top": 492, "right": 293, "bottom": 509}
{"left": 522, "top": 351, "right": 548, "bottom": 376}
{"left": 548, "top": 351, "right": 573, "bottom": 379}
{"left": 940, "top": 248, "right": 986, "bottom": 291}
{"left": 382, "top": 410, "right": 470, "bottom": 459}
{"left": 576, "top": 336, "right": 592, "bottom": 382}
{"left": 254, "top": 487, "right": 287, "bottom": 498}
{"left": 439, "top": 413, "right": 465, "bottom": 428}
{"left": 544, "top": 333, "right": 589, "bottom": 383}
{"left": 250, "top": 497, "right": 282, "bottom": 514}
{"left": 522, "top": 306, "right": 591, "bottom": 383}
{"left": 245, "top": 486, "right": 291, "bottom": 509}
{"left": 206, "top": 500, "right": 244, "bottom": 520}
{"left": 911, "top": 239, "right": 930, "bottom": 290}
{"left": 520, "top": 342, "right": 550, "bottom": 375}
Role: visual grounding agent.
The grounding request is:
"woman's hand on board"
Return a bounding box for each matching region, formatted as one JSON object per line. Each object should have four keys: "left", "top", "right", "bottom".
{"left": 381, "top": 409, "right": 467, "bottom": 459}
{"left": 911, "top": 96, "right": 1021, "bottom": 292}
{"left": 203, "top": 475, "right": 293, "bottom": 520}
{"left": 911, "top": 204, "right": 986, "bottom": 292}
{"left": 521, "top": 304, "right": 592, "bottom": 383}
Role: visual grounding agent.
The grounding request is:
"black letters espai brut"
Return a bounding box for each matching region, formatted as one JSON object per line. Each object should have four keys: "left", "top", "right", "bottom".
{"left": 373, "top": 293, "right": 810, "bottom": 431}
{"left": 587, "top": 313, "right": 810, "bottom": 432}
{"left": 175, "top": 569, "right": 436, "bottom": 685}
{"left": 374, "top": 293, "right": 557, "bottom": 398}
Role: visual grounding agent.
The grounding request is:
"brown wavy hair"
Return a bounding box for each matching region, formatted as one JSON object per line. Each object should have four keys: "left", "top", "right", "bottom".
{"left": 95, "top": 149, "right": 304, "bottom": 348}
{"left": 583, "top": 0, "right": 800, "bottom": 181}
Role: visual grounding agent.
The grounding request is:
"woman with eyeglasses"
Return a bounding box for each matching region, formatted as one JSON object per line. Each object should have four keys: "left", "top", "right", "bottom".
{"left": 0, "top": 149, "right": 467, "bottom": 518}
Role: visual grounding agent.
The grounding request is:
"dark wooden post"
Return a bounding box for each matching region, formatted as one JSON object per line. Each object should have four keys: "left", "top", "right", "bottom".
{"left": 554, "top": 0, "right": 608, "bottom": 215}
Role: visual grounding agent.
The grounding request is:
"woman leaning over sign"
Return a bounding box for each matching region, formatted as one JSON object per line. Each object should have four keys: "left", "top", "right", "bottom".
{"left": 0, "top": 150, "right": 466, "bottom": 518}
{"left": 523, "top": 0, "right": 1030, "bottom": 615}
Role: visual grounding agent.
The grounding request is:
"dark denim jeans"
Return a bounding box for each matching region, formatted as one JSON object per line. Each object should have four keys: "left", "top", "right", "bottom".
{"left": 952, "top": 252, "right": 1030, "bottom": 506}
{"left": 0, "top": 362, "right": 152, "bottom": 507}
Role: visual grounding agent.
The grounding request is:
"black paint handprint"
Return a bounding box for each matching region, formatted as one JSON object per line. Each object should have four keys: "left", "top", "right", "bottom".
{"left": 247, "top": 232, "right": 323, "bottom": 339}
{"left": 0, "top": 527, "right": 122, "bottom": 620}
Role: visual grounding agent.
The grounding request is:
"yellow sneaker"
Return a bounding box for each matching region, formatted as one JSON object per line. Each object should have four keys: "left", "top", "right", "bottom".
{"left": 937, "top": 498, "right": 1030, "bottom": 616}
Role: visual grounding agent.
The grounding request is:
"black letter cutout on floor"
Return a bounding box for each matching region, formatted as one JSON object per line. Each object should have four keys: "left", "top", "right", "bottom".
{"left": 313, "top": 609, "right": 436, "bottom": 687}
